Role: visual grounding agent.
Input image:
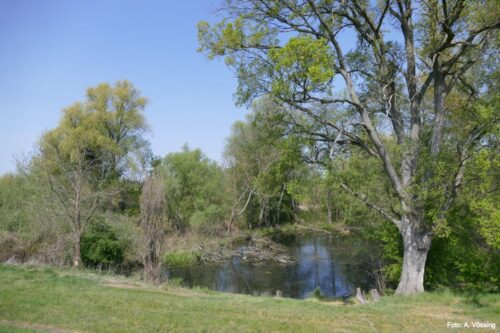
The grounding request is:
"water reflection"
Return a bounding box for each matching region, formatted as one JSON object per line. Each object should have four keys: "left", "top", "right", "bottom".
{"left": 165, "top": 235, "right": 372, "bottom": 299}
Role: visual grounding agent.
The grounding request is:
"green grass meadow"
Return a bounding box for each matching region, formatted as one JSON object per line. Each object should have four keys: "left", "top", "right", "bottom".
{"left": 0, "top": 264, "right": 498, "bottom": 332}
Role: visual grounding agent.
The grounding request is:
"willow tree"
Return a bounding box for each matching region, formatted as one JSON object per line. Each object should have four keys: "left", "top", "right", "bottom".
{"left": 84, "top": 80, "right": 149, "bottom": 180}
{"left": 198, "top": 0, "right": 499, "bottom": 294}
{"left": 38, "top": 80, "right": 148, "bottom": 266}
{"left": 225, "top": 98, "right": 303, "bottom": 229}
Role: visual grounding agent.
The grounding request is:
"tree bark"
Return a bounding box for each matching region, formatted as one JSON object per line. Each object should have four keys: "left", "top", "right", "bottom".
{"left": 326, "top": 189, "right": 334, "bottom": 224}
{"left": 228, "top": 188, "right": 255, "bottom": 235}
{"left": 275, "top": 186, "right": 286, "bottom": 226}
{"left": 356, "top": 287, "right": 368, "bottom": 304}
{"left": 396, "top": 222, "right": 433, "bottom": 294}
{"left": 388, "top": 82, "right": 404, "bottom": 145}
{"left": 73, "top": 233, "right": 81, "bottom": 267}
{"left": 258, "top": 198, "right": 267, "bottom": 227}
{"left": 140, "top": 174, "right": 166, "bottom": 284}
{"left": 431, "top": 62, "right": 447, "bottom": 156}
{"left": 144, "top": 240, "right": 160, "bottom": 284}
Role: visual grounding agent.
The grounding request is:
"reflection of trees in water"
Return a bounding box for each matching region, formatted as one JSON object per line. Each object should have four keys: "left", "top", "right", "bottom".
{"left": 330, "top": 245, "right": 336, "bottom": 297}
{"left": 166, "top": 234, "right": 379, "bottom": 298}
{"left": 314, "top": 238, "right": 319, "bottom": 291}
{"left": 291, "top": 236, "right": 339, "bottom": 298}
{"left": 228, "top": 257, "right": 252, "bottom": 294}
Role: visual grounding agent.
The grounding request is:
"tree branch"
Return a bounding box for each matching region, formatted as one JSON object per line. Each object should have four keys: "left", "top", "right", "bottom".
{"left": 339, "top": 182, "right": 401, "bottom": 229}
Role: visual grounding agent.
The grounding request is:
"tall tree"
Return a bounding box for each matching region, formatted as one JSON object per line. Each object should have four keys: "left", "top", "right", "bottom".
{"left": 225, "top": 97, "right": 303, "bottom": 229}
{"left": 198, "top": 0, "right": 499, "bottom": 294}
{"left": 37, "top": 81, "right": 149, "bottom": 266}
{"left": 38, "top": 105, "right": 110, "bottom": 266}
{"left": 85, "top": 80, "right": 149, "bottom": 180}
{"left": 159, "top": 146, "right": 228, "bottom": 232}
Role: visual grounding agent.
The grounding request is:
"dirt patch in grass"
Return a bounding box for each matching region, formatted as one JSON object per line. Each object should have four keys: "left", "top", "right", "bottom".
{"left": 0, "top": 319, "right": 82, "bottom": 333}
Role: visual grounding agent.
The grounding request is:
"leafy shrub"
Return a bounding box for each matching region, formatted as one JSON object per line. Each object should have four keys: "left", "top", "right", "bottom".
{"left": 310, "top": 287, "right": 326, "bottom": 300}
{"left": 163, "top": 251, "right": 201, "bottom": 267}
{"left": 159, "top": 146, "right": 229, "bottom": 232}
{"left": 379, "top": 207, "right": 500, "bottom": 292}
{"left": 81, "top": 221, "right": 124, "bottom": 268}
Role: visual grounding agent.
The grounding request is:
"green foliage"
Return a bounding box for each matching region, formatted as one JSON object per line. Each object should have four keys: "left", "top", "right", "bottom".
{"left": 324, "top": 133, "right": 499, "bottom": 292}
{"left": 225, "top": 97, "right": 304, "bottom": 228}
{"left": 39, "top": 80, "right": 149, "bottom": 182}
{"left": 379, "top": 203, "right": 500, "bottom": 292}
{"left": 81, "top": 220, "right": 125, "bottom": 268}
{"left": 163, "top": 251, "right": 201, "bottom": 268}
{"left": 427, "top": 205, "right": 499, "bottom": 292}
{"left": 199, "top": 0, "right": 500, "bottom": 294}
{"left": 198, "top": 16, "right": 270, "bottom": 61}
{"left": 259, "top": 226, "right": 297, "bottom": 245}
{"left": 159, "top": 146, "right": 229, "bottom": 232}
{"left": 310, "top": 287, "right": 326, "bottom": 300}
{"left": 472, "top": 199, "right": 500, "bottom": 249}
{"left": 0, "top": 169, "right": 72, "bottom": 264}
{"left": 376, "top": 223, "right": 403, "bottom": 289}
{"left": 326, "top": 147, "right": 396, "bottom": 229}
{"left": 29, "top": 80, "right": 152, "bottom": 266}
{"left": 198, "top": 14, "right": 336, "bottom": 106}
{"left": 0, "top": 173, "right": 33, "bottom": 234}
{"left": 269, "top": 36, "right": 334, "bottom": 98}
{"left": 466, "top": 146, "right": 500, "bottom": 249}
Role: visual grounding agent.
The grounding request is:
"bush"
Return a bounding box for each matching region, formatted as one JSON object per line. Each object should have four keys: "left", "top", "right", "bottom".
{"left": 163, "top": 251, "right": 201, "bottom": 268}
{"left": 81, "top": 221, "right": 124, "bottom": 269}
{"left": 310, "top": 287, "right": 326, "bottom": 300}
{"left": 159, "top": 146, "right": 229, "bottom": 231}
{"left": 379, "top": 207, "right": 500, "bottom": 292}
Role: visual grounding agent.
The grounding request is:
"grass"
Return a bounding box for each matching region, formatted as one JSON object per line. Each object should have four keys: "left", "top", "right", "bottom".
{"left": 163, "top": 250, "right": 201, "bottom": 268}
{"left": 0, "top": 264, "right": 498, "bottom": 333}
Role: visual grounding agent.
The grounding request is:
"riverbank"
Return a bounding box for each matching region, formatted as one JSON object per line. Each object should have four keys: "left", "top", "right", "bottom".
{"left": 163, "top": 228, "right": 294, "bottom": 266}
{"left": 163, "top": 223, "right": 351, "bottom": 267}
{"left": 165, "top": 229, "right": 376, "bottom": 298}
{"left": 1, "top": 264, "right": 498, "bottom": 332}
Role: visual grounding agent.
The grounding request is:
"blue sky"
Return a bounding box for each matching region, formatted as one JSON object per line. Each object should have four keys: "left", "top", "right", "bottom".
{"left": 0, "top": 0, "right": 245, "bottom": 174}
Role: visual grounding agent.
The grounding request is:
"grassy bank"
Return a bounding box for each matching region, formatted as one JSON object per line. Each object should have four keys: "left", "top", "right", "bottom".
{"left": 0, "top": 265, "right": 498, "bottom": 333}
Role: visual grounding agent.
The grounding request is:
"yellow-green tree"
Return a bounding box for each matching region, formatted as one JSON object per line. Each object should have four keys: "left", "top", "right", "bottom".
{"left": 38, "top": 80, "right": 148, "bottom": 266}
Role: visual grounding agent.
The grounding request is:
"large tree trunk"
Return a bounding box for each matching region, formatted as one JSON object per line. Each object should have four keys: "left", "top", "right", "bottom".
{"left": 396, "top": 222, "right": 433, "bottom": 294}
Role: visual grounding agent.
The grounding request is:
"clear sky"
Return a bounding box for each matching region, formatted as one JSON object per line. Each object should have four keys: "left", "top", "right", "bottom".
{"left": 0, "top": 0, "right": 246, "bottom": 175}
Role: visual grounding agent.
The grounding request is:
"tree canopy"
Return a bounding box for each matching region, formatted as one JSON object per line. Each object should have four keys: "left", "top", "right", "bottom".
{"left": 198, "top": 0, "right": 500, "bottom": 294}
{"left": 36, "top": 80, "right": 149, "bottom": 266}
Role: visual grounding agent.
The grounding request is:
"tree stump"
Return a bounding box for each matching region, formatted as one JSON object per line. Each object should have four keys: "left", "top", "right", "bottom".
{"left": 356, "top": 287, "right": 368, "bottom": 304}
{"left": 370, "top": 289, "right": 381, "bottom": 302}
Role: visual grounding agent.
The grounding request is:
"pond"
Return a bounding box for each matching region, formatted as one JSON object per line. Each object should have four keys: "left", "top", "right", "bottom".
{"left": 165, "top": 234, "right": 377, "bottom": 299}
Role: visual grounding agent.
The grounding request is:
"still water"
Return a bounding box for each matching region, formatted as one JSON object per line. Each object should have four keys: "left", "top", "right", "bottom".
{"left": 165, "top": 234, "right": 374, "bottom": 299}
